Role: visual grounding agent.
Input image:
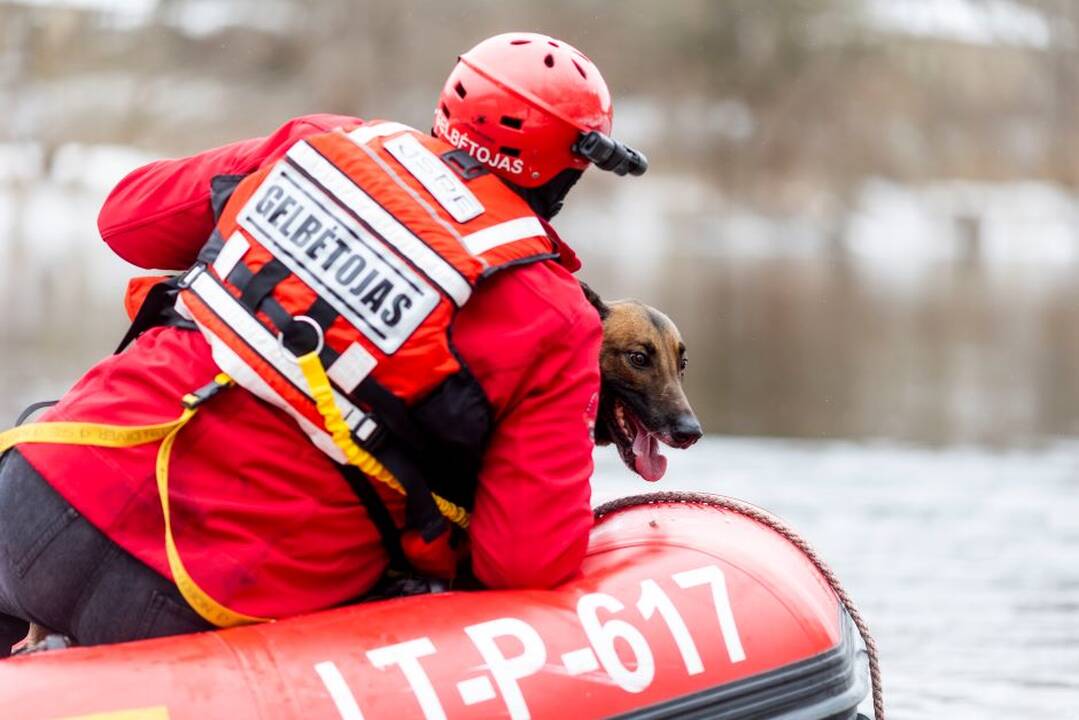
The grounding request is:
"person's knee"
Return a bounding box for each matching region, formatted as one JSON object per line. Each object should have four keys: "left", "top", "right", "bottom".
{"left": 0, "top": 449, "right": 108, "bottom": 638}
{"left": 0, "top": 451, "right": 34, "bottom": 640}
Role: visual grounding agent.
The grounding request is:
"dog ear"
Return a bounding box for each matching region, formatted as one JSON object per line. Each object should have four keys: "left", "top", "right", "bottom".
{"left": 579, "top": 281, "right": 610, "bottom": 320}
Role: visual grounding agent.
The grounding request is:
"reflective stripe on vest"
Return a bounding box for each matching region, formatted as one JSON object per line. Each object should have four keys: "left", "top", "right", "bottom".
{"left": 179, "top": 121, "right": 557, "bottom": 462}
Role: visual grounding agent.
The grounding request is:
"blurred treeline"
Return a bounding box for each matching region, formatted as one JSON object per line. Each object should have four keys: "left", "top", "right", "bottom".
{"left": 5, "top": 0, "right": 1079, "bottom": 204}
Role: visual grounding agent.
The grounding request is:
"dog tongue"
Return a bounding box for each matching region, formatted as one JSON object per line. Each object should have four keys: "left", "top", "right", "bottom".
{"left": 631, "top": 419, "right": 668, "bottom": 482}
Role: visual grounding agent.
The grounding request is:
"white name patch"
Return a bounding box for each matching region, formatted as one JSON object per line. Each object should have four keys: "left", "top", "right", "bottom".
{"left": 237, "top": 162, "right": 439, "bottom": 354}
{"left": 383, "top": 134, "right": 485, "bottom": 223}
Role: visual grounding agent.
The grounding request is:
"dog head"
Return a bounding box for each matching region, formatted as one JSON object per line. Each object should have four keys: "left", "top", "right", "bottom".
{"left": 582, "top": 283, "right": 702, "bottom": 481}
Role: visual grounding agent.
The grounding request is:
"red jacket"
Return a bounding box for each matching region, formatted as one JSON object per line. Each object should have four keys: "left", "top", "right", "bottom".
{"left": 18, "top": 114, "right": 601, "bottom": 619}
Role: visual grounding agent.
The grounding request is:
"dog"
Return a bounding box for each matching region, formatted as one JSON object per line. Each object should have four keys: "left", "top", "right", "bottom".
{"left": 581, "top": 283, "right": 702, "bottom": 481}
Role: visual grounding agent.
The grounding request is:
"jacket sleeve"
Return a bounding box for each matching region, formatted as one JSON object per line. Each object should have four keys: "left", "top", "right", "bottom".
{"left": 468, "top": 306, "right": 602, "bottom": 590}
{"left": 98, "top": 113, "right": 363, "bottom": 270}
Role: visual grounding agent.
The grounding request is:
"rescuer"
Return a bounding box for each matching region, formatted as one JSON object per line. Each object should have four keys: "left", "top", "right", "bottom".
{"left": 0, "top": 32, "right": 648, "bottom": 653}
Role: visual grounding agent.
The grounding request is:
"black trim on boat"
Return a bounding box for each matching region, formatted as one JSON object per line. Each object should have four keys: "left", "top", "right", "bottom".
{"left": 609, "top": 610, "right": 868, "bottom": 720}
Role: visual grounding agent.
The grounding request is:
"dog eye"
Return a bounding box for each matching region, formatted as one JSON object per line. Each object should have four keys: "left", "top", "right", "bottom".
{"left": 628, "top": 351, "right": 649, "bottom": 368}
{"left": 680, "top": 357, "right": 688, "bottom": 372}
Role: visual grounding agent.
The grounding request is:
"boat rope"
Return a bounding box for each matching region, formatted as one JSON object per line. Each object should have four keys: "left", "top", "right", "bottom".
{"left": 594, "top": 491, "right": 884, "bottom": 720}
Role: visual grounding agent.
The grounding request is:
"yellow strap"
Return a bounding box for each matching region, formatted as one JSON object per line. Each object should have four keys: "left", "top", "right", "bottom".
{"left": 0, "top": 375, "right": 270, "bottom": 628}
{"left": 0, "top": 354, "right": 470, "bottom": 628}
{"left": 296, "top": 350, "right": 470, "bottom": 529}
{"left": 0, "top": 419, "right": 181, "bottom": 454}
{"left": 154, "top": 406, "right": 270, "bottom": 627}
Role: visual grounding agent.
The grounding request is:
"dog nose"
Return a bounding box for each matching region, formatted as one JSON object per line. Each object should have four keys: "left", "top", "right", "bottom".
{"left": 670, "top": 414, "right": 702, "bottom": 448}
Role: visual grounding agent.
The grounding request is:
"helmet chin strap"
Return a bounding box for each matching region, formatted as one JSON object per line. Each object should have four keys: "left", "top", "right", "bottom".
{"left": 507, "top": 168, "right": 583, "bottom": 220}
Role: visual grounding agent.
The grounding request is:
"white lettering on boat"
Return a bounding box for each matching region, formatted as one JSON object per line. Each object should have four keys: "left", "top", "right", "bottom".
{"left": 673, "top": 565, "right": 747, "bottom": 663}
{"left": 578, "top": 592, "right": 656, "bottom": 692}
{"left": 463, "top": 618, "right": 547, "bottom": 719}
{"left": 314, "top": 563, "right": 745, "bottom": 719}
{"left": 315, "top": 661, "right": 367, "bottom": 720}
{"left": 366, "top": 638, "right": 445, "bottom": 719}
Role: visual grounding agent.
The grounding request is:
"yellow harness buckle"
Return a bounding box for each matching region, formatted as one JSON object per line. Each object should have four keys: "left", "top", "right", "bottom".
{"left": 181, "top": 373, "right": 234, "bottom": 409}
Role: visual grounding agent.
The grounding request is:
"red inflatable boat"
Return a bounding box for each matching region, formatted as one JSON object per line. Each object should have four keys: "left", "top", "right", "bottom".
{"left": 0, "top": 493, "right": 876, "bottom": 719}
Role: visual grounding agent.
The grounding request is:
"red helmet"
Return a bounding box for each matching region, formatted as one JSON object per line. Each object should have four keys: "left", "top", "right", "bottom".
{"left": 435, "top": 32, "right": 614, "bottom": 188}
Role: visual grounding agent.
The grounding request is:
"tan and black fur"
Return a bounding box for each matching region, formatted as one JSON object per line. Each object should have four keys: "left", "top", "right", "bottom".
{"left": 581, "top": 283, "right": 701, "bottom": 475}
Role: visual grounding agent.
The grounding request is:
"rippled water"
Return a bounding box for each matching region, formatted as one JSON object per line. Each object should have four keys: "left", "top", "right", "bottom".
{"left": 594, "top": 438, "right": 1079, "bottom": 719}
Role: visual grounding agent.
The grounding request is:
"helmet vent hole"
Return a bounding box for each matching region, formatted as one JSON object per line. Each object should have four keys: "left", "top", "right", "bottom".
{"left": 572, "top": 59, "right": 587, "bottom": 78}
{"left": 454, "top": 82, "right": 467, "bottom": 99}
{"left": 499, "top": 146, "right": 521, "bottom": 157}
{"left": 548, "top": 40, "right": 559, "bottom": 47}
{"left": 500, "top": 115, "right": 523, "bottom": 130}
{"left": 544, "top": 53, "right": 555, "bottom": 68}
{"left": 510, "top": 39, "right": 531, "bottom": 45}
{"left": 440, "top": 102, "right": 451, "bottom": 118}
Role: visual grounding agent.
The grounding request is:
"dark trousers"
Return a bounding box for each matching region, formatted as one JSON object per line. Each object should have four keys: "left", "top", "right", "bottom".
{"left": 0, "top": 449, "right": 211, "bottom": 656}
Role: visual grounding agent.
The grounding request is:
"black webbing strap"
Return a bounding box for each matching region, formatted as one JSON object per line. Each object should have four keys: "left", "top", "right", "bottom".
{"left": 226, "top": 263, "right": 294, "bottom": 333}
{"left": 210, "top": 175, "right": 246, "bottom": 220}
{"left": 277, "top": 297, "right": 342, "bottom": 370}
{"left": 336, "top": 462, "right": 409, "bottom": 573}
{"left": 15, "top": 400, "right": 59, "bottom": 426}
{"left": 226, "top": 266, "right": 340, "bottom": 370}
{"left": 302, "top": 297, "right": 341, "bottom": 368}
{"left": 376, "top": 443, "right": 447, "bottom": 542}
{"left": 303, "top": 296, "right": 338, "bottom": 332}
{"left": 240, "top": 259, "right": 290, "bottom": 311}
{"left": 114, "top": 277, "right": 191, "bottom": 354}
{"left": 441, "top": 149, "right": 489, "bottom": 181}
{"left": 223, "top": 258, "right": 430, "bottom": 459}
{"left": 196, "top": 229, "right": 227, "bottom": 266}
{"left": 349, "top": 378, "right": 431, "bottom": 457}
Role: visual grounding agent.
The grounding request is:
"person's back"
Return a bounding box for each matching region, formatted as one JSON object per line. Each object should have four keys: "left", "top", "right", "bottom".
{"left": 0, "top": 32, "right": 648, "bottom": 652}
{"left": 14, "top": 129, "right": 602, "bottom": 614}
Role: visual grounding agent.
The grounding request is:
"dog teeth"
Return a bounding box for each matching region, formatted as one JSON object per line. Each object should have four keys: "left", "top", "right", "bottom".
{"left": 614, "top": 402, "right": 630, "bottom": 437}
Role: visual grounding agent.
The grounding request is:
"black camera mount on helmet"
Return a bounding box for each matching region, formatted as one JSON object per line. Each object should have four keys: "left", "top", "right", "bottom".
{"left": 575, "top": 131, "right": 648, "bottom": 177}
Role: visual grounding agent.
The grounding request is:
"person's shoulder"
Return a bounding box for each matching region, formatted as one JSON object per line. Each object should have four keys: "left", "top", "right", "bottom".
{"left": 476, "top": 259, "right": 601, "bottom": 337}
{"left": 262, "top": 114, "right": 364, "bottom": 148}
{"left": 287, "top": 113, "right": 365, "bottom": 132}
{"left": 453, "top": 259, "right": 601, "bottom": 402}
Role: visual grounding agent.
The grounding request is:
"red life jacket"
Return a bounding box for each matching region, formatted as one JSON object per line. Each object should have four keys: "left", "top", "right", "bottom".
{"left": 173, "top": 121, "right": 558, "bottom": 572}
